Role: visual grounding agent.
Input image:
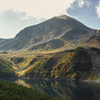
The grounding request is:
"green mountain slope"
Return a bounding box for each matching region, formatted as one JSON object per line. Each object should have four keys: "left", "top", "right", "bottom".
{"left": 0, "top": 58, "right": 15, "bottom": 78}
{"left": 24, "top": 47, "right": 93, "bottom": 80}
{"left": 7, "top": 47, "right": 100, "bottom": 80}
{"left": 0, "top": 80, "right": 61, "bottom": 100}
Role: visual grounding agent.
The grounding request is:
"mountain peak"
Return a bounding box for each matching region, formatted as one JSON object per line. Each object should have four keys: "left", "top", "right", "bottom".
{"left": 55, "top": 14, "right": 71, "bottom": 19}
{"left": 0, "top": 14, "right": 92, "bottom": 51}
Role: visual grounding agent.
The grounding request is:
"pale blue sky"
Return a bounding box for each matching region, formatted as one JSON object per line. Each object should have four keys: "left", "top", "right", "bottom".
{"left": 0, "top": 0, "right": 100, "bottom": 39}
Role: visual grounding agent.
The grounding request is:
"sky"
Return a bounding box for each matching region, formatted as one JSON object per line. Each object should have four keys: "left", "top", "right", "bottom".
{"left": 0, "top": 0, "right": 100, "bottom": 39}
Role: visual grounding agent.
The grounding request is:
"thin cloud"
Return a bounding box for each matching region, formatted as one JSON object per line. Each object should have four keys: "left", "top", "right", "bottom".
{"left": 75, "top": 0, "right": 91, "bottom": 8}
{"left": 96, "top": 0, "right": 100, "bottom": 18}
{"left": 77, "top": 0, "right": 85, "bottom": 8}
{"left": 85, "top": 0, "right": 90, "bottom": 7}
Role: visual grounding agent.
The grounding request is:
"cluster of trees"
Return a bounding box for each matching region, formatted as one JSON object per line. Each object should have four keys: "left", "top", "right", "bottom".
{"left": 10, "top": 57, "right": 24, "bottom": 64}
{"left": 24, "top": 47, "right": 92, "bottom": 80}
{"left": 0, "top": 80, "right": 62, "bottom": 100}
{"left": 0, "top": 58, "right": 15, "bottom": 78}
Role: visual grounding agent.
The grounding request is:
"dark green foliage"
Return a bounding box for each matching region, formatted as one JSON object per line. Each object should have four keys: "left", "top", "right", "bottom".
{"left": 90, "top": 47, "right": 100, "bottom": 54}
{"left": 23, "top": 47, "right": 95, "bottom": 80}
{"left": 26, "top": 57, "right": 56, "bottom": 78}
{"left": 96, "top": 36, "right": 100, "bottom": 41}
{"left": 90, "top": 47, "right": 100, "bottom": 51}
{"left": 0, "top": 80, "right": 62, "bottom": 100}
{"left": 11, "top": 57, "right": 24, "bottom": 64}
{"left": 0, "top": 58, "right": 15, "bottom": 78}
{"left": 66, "top": 49, "right": 75, "bottom": 52}
{"left": 29, "top": 58, "right": 37, "bottom": 65}
{"left": 70, "top": 47, "right": 92, "bottom": 79}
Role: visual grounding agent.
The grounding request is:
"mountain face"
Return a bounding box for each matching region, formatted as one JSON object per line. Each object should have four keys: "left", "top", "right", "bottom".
{"left": 4, "top": 47, "right": 100, "bottom": 80}
{"left": 75, "top": 30, "right": 100, "bottom": 49}
{"left": 0, "top": 38, "right": 4, "bottom": 42}
{"left": 0, "top": 15, "right": 94, "bottom": 51}
{"left": 0, "top": 38, "right": 6, "bottom": 43}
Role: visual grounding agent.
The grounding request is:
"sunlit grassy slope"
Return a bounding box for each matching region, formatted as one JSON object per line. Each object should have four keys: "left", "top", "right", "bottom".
{"left": 0, "top": 58, "right": 15, "bottom": 78}
{"left": 1, "top": 46, "right": 100, "bottom": 80}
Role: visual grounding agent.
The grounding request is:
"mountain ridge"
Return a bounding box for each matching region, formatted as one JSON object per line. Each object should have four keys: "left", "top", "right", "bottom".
{"left": 0, "top": 14, "right": 97, "bottom": 51}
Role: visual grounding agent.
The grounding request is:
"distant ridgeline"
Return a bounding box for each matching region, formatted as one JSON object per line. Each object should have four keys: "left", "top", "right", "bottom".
{"left": 0, "top": 58, "right": 15, "bottom": 78}
{"left": 0, "top": 51, "right": 7, "bottom": 54}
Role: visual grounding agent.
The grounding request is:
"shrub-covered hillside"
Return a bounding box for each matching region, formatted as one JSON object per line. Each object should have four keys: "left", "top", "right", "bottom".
{"left": 14, "top": 47, "right": 94, "bottom": 80}
{"left": 0, "top": 80, "right": 62, "bottom": 100}
{"left": 0, "top": 58, "right": 15, "bottom": 78}
{"left": 7, "top": 47, "right": 100, "bottom": 80}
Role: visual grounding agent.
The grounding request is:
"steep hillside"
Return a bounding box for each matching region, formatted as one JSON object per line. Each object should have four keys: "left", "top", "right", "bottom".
{"left": 76, "top": 30, "right": 100, "bottom": 48}
{"left": 1, "top": 46, "right": 100, "bottom": 80}
{"left": 62, "top": 28, "right": 90, "bottom": 40}
{"left": 0, "top": 58, "right": 15, "bottom": 78}
{"left": 29, "top": 27, "right": 92, "bottom": 51}
{"left": 29, "top": 39, "right": 65, "bottom": 51}
{"left": 0, "top": 80, "right": 61, "bottom": 100}
{"left": 4, "top": 47, "right": 100, "bottom": 80}
{"left": 24, "top": 47, "right": 93, "bottom": 80}
{"left": 0, "top": 38, "right": 5, "bottom": 42}
{"left": 0, "top": 15, "right": 92, "bottom": 51}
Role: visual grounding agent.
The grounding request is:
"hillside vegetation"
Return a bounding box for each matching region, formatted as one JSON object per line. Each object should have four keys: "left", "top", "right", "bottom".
{"left": 0, "top": 80, "right": 61, "bottom": 100}
{"left": 0, "top": 46, "right": 100, "bottom": 80}
{"left": 0, "top": 58, "right": 15, "bottom": 78}
{"left": 24, "top": 47, "right": 93, "bottom": 80}
{"left": 4, "top": 47, "right": 100, "bottom": 80}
